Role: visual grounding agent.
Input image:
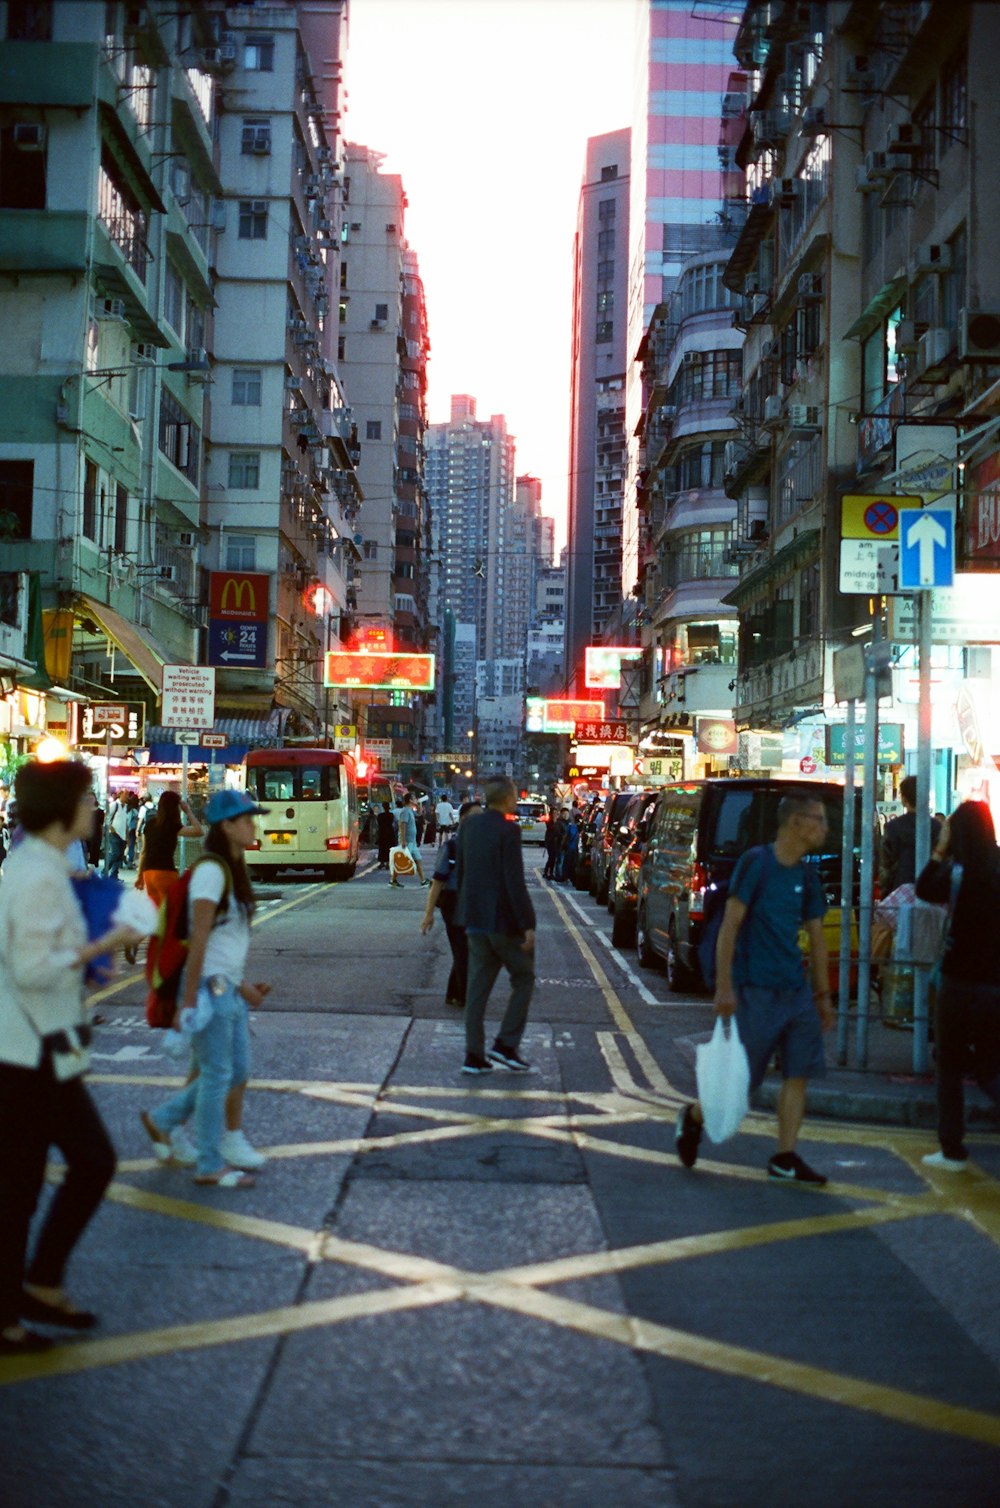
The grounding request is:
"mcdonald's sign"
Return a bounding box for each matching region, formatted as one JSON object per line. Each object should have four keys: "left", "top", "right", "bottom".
{"left": 209, "top": 571, "right": 270, "bottom": 621}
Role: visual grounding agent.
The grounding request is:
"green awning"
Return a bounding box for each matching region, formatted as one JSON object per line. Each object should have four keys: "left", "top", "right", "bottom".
{"left": 18, "top": 574, "right": 51, "bottom": 691}
{"left": 842, "top": 276, "right": 907, "bottom": 341}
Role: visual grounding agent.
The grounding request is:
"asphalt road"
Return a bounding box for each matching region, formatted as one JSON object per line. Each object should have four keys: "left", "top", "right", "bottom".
{"left": 2, "top": 843, "right": 1000, "bottom": 1508}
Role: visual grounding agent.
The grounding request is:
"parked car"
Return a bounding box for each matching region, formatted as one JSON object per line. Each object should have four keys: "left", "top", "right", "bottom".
{"left": 605, "top": 790, "right": 654, "bottom": 913}
{"left": 515, "top": 800, "right": 548, "bottom": 845}
{"left": 590, "top": 790, "right": 634, "bottom": 904}
{"left": 635, "top": 777, "right": 860, "bottom": 992}
{"left": 610, "top": 793, "right": 659, "bottom": 947}
{"left": 573, "top": 797, "right": 605, "bottom": 890}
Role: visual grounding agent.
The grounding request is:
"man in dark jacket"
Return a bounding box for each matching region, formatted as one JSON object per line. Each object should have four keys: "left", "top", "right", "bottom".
{"left": 456, "top": 775, "right": 536, "bottom": 1074}
{"left": 879, "top": 775, "right": 941, "bottom": 897}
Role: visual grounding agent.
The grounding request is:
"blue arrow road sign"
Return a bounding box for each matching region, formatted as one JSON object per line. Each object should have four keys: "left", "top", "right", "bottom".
{"left": 899, "top": 506, "right": 954, "bottom": 590}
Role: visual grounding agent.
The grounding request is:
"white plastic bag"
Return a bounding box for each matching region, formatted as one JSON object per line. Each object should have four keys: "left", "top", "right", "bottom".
{"left": 695, "top": 1016, "right": 750, "bottom": 1144}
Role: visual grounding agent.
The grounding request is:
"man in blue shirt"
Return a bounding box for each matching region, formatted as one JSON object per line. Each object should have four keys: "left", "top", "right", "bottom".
{"left": 389, "top": 793, "right": 429, "bottom": 888}
{"left": 677, "top": 792, "right": 834, "bottom": 1184}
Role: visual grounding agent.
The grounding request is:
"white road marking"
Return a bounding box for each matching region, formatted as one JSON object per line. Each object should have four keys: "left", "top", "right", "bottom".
{"left": 559, "top": 888, "right": 661, "bottom": 1006}
{"left": 91, "top": 1045, "right": 158, "bottom": 1062}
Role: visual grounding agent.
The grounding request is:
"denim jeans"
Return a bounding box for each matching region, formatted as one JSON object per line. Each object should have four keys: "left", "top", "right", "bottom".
{"left": 151, "top": 980, "right": 249, "bottom": 1176}
{"left": 935, "top": 976, "right": 1000, "bottom": 1159}
{"left": 465, "top": 932, "right": 534, "bottom": 1058}
{"left": 102, "top": 831, "right": 126, "bottom": 879}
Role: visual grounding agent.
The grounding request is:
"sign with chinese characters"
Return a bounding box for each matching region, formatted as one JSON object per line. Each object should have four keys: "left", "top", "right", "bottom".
{"left": 694, "top": 717, "right": 737, "bottom": 756}
{"left": 573, "top": 718, "right": 629, "bottom": 744}
{"left": 365, "top": 738, "right": 393, "bottom": 760}
{"left": 584, "top": 645, "right": 643, "bottom": 690}
{"left": 839, "top": 495, "right": 921, "bottom": 596}
{"left": 540, "top": 698, "right": 605, "bottom": 735}
{"left": 79, "top": 701, "right": 145, "bottom": 746}
{"left": 161, "top": 664, "right": 216, "bottom": 730}
{"left": 323, "top": 651, "right": 435, "bottom": 691}
{"left": 202, "top": 732, "right": 228, "bottom": 749}
{"left": 645, "top": 756, "right": 684, "bottom": 783}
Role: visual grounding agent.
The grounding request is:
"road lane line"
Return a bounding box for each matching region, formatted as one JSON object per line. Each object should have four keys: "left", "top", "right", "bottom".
{"left": 559, "top": 886, "right": 661, "bottom": 1005}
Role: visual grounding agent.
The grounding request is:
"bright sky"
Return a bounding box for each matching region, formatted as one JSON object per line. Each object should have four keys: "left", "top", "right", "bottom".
{"left": 343, "top": 0, "right": 637, "bottom": 547}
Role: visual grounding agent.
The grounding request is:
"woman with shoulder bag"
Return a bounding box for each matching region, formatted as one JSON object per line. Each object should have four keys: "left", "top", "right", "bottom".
{"left": 135, "top": 790, "right": 204, "bottom": 909}
{"left": 915, "top": 800, "right": 1000, "bottom": 1171}
{"left": 0, "top": 761, "right": 143, "bottom": 1354}
{"left": 141, "top": 791, "right": 271, "bottom": 1189}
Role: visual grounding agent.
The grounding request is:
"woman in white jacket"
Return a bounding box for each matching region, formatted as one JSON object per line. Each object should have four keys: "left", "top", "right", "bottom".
{"left": 0, "top": 761, "right": 140, "bottom": 1355}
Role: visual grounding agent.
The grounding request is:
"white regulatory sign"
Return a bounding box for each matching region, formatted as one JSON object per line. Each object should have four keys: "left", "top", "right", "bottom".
{"left": 838, "top": 538, "right": 903, "bottom": 596}
{"left": 161, "top": 664, "right": 216, "bottom": 730}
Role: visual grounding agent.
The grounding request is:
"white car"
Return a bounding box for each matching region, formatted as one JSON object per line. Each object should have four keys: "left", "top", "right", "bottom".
{"left": 516, "top": 801, "right": 549, "bottom": 844}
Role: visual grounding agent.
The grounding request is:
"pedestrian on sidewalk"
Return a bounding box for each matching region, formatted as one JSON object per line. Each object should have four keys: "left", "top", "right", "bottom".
{"left": 140, "top": 791, "right": 271, "bottom": 1189}
{"left": 135, "top": 791, "right": 205, "bottom": 911}
{"left": 102, "top": 793, "right": 128, "bottom": 879}
{"left": 390, "top": 793, "right": 428, "bottom": 887}
{"left": 435, "top": 795, "right": 457, "bottom": 846}
{"left": 915, "top": 800, "right": 1000, "bottom": 1171}
{"left": 561, "top": 809, "right": 580, "bottom": 885}
{"left": 0, "top": 761, "right": 143, "bottom": 1355}
{"left": 455, "top": 775, "right": 536, "bottom": 1074}
{"left": 421, "top": 801, "right": 480, "bottom": 1006}
{"left": 676, "top": 792, "right": 834, "bottom": 1184}
{"left": 879, "top": 775, "right": 941, "bottom": 898}
{"left": 124, "top": 795, "right": 141, "bottom": 869}
{"left": 375, "top": 800, "right": 397, "bottom": 870}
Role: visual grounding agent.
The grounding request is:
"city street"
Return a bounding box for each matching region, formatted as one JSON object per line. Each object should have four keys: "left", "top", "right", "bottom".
{"left": 3, "top": 845, "right": 1000, "bottom": 1508}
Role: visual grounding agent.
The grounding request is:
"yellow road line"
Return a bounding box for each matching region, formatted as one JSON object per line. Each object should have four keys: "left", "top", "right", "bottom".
{"left": 547, "top": 887, "right": 673, "bottom": 1096}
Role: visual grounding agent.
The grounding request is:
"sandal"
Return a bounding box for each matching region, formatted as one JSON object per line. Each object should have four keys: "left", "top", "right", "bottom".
{"left": 139, "top": 1110, "right": 172, "bottom": 1163}
{"left": 193, "top": 1168, "right": 256, "bottom": 1189}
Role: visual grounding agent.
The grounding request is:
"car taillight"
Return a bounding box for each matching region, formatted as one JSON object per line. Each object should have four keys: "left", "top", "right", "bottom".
{"left": 689, "top": 860, "right": 708, "bottom": 916}
{"left": 325, "top": 836, "right": 350, "bottom": 850}
{"left": 627, "top": 849, "right": 642, "bottom": 868}
{"left": 248, "top": 839, "right": 261, "bottom": 851}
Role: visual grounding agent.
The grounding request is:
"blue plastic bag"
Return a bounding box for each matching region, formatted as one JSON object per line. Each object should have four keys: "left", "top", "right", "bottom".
{"left": 71, "top": 873, "right": 124, "bottom": 984}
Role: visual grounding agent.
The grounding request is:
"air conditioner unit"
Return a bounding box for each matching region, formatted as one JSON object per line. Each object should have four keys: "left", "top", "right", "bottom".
{"left": 370, "top": 319, "right": 385, "bottom": 329}
{"left": 177, "top": 531, "right": 197, "bottom": 549}
{"left": 798, "top": 273, "right": 822, "bottom": 300}
{"left": 200, "top": 46, "right": 221, "bottom": 70}
{"left": 170, "top": 162, "right": 190, "bottom": 202}
{"left": 846, "top": 55, "right": 876, "bottom": 92}
{"left": 911, "top": 242, "right": 952, "bottom": 275}
{"left": 800, "top": 106, "right": 826, "bottom": 136}
{"left": 751, "top": 292, "right": 770, "bottom": 318}
{"left": 133, "top": 342, "right": 157, "bottom": 363}
{"left": 960, "top": 308, "right": 1000, "bottom": 362}
{"left": 751, "top": 111, "right": 790, "bottom": 146}
{"left": 916, "top": 326, "right": 954, "bottom": 377}
{"left": 158, "top": 565, "right": 177, "bottom": 583}
{"left": 788, "top": 404, "right": 821, "bottom": 431}
{"left": 886, "top": 123, "right": 922, "bottom": 154}
{"left": 219, "top": 38, "right": 238, "bottom": 65}
{"left": 211, "top": 200, "right": 227, "bottom": 232}
{"left": 769, "top": 177, "right": 801, "bottom": 207}
{"left": 763, "top": 394, "right": 784, "bottom": 426}
{"left": 186, "top": 347, "right": 207, "bottom": 366}
{"left": 658, "top": 405, "right": 677, "bottom": 421}
{"left": 865, "top": 151, "right": 891, "bottom": 180}
{"left": 895, "top": 319, "right": 920, "bottom": 352}
{"left": 99, "top": 298, "right": 127, "bottom": 320}
{"left": 856, "top": 164, "right": 880, "bottom": 193}
{"left": 303, "top": 175, "right": 321, "bottom": 198}
{"left": 724, "top": 438, "right": 750, "bottom": 477}
{"left": 284, "top": 374, "right": 302, "bottom": 390}
{"left": 13, "top": 123, "right": 45, "bottom": 150}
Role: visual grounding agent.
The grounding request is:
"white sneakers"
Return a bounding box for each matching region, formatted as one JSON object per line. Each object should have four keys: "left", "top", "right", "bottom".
{"left": 921, "top": 1150, "right": 968, "bottom": 1172}
{"left": 167, "top": 1128, "right": 197, "bottom": 1166}
{"left": 219, "top": 1129, "right": 268, "bottom": 1170}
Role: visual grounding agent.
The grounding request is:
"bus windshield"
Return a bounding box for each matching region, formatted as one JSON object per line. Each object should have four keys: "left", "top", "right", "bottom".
{"left": 247, "top": 764, "right": 341, "bottom": 802}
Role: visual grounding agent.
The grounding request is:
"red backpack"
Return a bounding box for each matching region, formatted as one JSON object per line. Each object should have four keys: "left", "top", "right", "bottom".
{"left": 145, "top": 857, "right": 232, "bottom": 1028}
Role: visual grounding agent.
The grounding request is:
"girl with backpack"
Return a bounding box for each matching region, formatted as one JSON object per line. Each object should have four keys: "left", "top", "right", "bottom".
{"left": 140, "top": 791, "right": 271, "bottom": 1189}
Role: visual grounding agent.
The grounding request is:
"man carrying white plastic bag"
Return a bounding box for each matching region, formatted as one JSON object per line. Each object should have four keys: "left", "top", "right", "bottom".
{"left": 695, "top": 1017, "right": 751, "bottom": 1144}
{"left": 677, "top": 792, "right": 835, "bottom": 1184}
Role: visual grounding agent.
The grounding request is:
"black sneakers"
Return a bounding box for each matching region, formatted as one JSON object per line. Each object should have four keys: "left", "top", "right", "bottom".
{"left": 767, "top": 1152, "right": 827, "bottom": 1186}
{"left": 487, "top": 1042, "right": 531, "bottom": 1072}
{"left": 675, "top": 1104, "right": 703, "bottom": 1168}
{"left": 461, "top": 1053, "right": 494, "bottom": 1075}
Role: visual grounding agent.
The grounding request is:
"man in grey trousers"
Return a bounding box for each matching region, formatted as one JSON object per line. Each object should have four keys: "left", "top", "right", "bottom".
{"left": 455, "top": 775, "right": 536, "bottom": 1074}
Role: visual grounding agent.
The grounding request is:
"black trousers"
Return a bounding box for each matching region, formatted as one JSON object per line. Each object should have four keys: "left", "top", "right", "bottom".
{"left": 935, "top": 977, "right": 1000, "bottom": 1159}
{"left": 443, "top": 915, "right": 469, "bottom": 1004}
{"left": 0, "top": 1060, "right": 116, "bottom": 1329}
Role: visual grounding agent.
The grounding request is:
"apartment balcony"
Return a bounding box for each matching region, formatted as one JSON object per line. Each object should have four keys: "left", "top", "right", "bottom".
{"left": 0, "top": 41, "right": 96, "bottom": 107}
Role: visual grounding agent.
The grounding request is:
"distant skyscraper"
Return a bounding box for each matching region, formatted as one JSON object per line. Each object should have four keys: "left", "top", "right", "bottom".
{"left": 566, "top": 129, "right": 630, "bottom": 696}
{"left": 622, "top": 0, "right": 742, "bottom": 596}
{"left": 426, "top": 396, "right": 515, "bottom": 739}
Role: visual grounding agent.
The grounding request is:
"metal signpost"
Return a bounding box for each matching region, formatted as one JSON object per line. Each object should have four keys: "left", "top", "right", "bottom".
{"left": 832, "top": 643, "right": 864, "bottom": 1064}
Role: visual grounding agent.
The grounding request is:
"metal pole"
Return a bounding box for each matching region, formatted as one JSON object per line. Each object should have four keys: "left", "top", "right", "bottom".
{"left": 836, "top": 696, "right": 857, "bottom": 1064}
{"left": 179, "top": 743, "right": 189, "bottom": 873}
{"left": 913, "top": 589, "right": 933, "bottom": 1074}
{"left": 854, "top": 627, "right": 880, "bottom": 1068}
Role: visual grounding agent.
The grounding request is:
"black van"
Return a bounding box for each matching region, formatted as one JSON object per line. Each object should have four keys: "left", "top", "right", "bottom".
{"left": 635, "top": 778, "right": 857, "bottom": 992}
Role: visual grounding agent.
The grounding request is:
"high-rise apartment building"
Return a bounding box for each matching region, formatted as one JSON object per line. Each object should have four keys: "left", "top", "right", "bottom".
{"left": 566, "top": 129, "right": 630, "bottom": 694}
{"left": 338, "top": 146, "right": 431, "bottom": 759}
{"left": 427, "top": 395, "right": 515, "bottom": 741}
{"left": 204, "top": 1, "right": 360, "bottom": 738}
{"left": 623, "top": 1, "right": 743, "bottom": 598}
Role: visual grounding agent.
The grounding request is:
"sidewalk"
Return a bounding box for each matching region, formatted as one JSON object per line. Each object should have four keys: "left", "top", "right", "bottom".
{"left": 752, "top": 1012, "right": 1000, "bottom": 1129}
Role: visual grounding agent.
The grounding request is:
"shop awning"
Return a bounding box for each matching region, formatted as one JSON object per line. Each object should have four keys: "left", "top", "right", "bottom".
{"left": 842, "top": 276, "right": 907, "bottom": 341}
{"left": 76, "top": 596, "right": 167, "bottom": 693}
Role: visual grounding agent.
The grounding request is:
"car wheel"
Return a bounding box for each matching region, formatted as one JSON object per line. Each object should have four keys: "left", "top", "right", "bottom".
{"left": 611, "top": 902, "right": 635, "bottom": 949}
{"left": 636, "top": 904, "right": 659, "bottom": 970}
{"left": 665, "top": 924, "right": 693, "bottom": 994}
{"left": 574, "top": 862, "right": 588, "bottom": 892}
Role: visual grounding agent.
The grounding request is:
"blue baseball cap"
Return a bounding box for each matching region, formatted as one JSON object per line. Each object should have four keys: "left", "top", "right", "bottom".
{"left": 203, "top": 789, "right": 269, "bottom": 825}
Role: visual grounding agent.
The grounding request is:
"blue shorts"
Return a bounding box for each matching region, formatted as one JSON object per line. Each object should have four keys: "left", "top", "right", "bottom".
{"left": 407, "top": 843, "right": 422, "bottom": 865}
{"left": 736, "top": 980, "right": 826, "bottom": 1091}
